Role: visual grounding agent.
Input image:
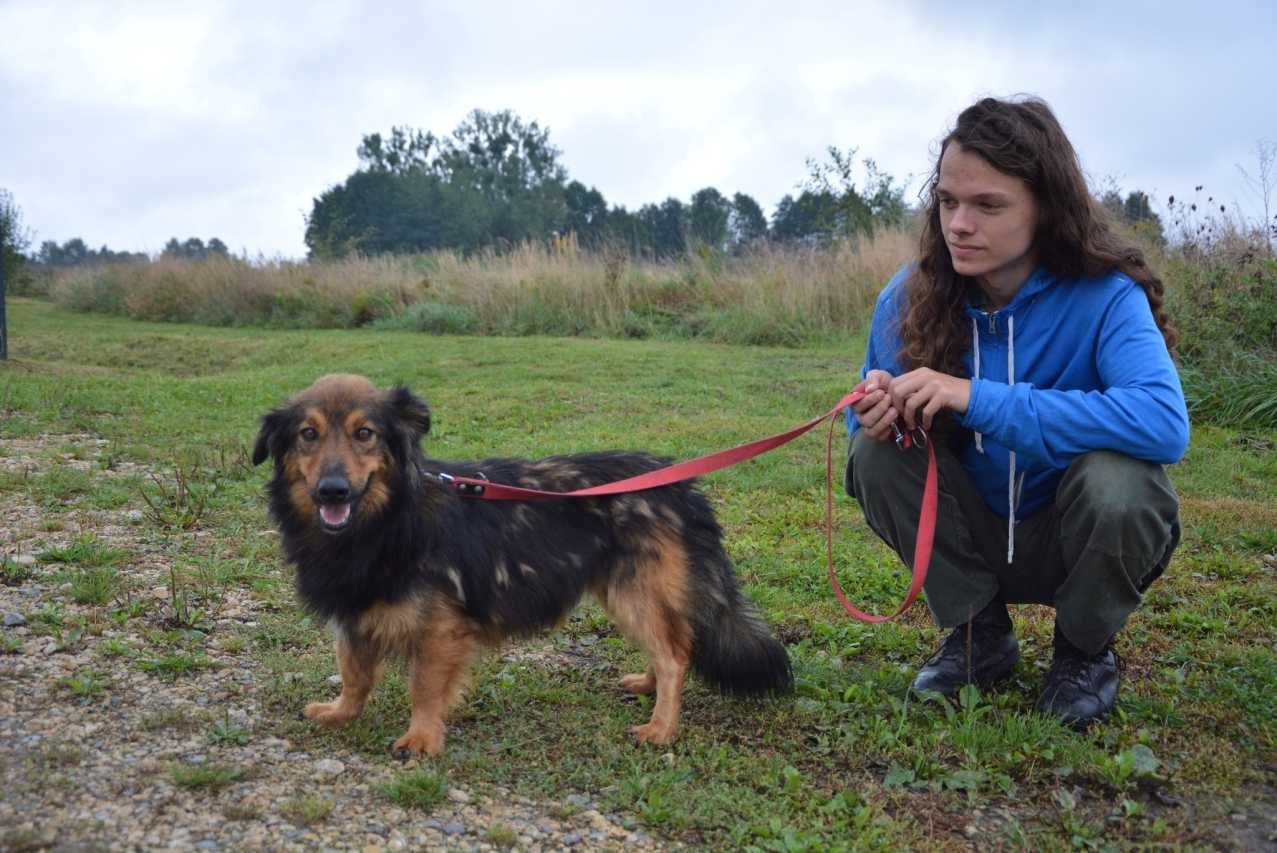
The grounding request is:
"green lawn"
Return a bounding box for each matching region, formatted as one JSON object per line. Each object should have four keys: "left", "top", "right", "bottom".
{"left": 3, "top": 297, "right": 1275, "bottom": 849}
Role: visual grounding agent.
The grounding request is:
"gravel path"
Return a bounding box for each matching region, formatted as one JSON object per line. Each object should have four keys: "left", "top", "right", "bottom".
{"left": 0, "top": 435, "right": 672, "bottom": 851}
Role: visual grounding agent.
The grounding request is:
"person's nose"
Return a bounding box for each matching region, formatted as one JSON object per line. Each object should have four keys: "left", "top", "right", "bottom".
{"left": 948, "top": 204, "right": 975, "bottom": 237}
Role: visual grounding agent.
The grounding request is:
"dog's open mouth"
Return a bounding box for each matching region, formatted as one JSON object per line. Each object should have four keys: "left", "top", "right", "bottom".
{"left": 317, "top": 501, "right": 354, "bottom": 532}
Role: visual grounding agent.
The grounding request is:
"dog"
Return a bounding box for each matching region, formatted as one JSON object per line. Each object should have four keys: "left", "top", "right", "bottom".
{"left": 252, "top": 374, "right": 791, "bottom": 757}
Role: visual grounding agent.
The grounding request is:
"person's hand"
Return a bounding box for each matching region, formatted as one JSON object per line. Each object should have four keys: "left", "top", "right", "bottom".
{"left": 887, "top": 368, "right": 971, "bottom": 430}
{"left": 850, "top": 369, "right": 900, "bottom": 442}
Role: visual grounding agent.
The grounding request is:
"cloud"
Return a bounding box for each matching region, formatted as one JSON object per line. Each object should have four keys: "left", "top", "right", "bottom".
{"left": 1, "top": 0, "right": 1272, "bottom": 257}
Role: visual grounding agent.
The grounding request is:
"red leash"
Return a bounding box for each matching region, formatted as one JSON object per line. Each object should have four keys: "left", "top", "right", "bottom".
{"left": 441, "top": 387, "right": 939, "bottom": 623}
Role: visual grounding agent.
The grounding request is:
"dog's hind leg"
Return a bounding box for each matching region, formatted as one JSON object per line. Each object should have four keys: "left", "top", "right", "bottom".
{"left": 304, "top": 633, "right": 384, "bottom": 726}
{"left": 597, "top": 534, "right": 693, "bottom": 745}
{"left": 619, "top": 668, "right": 656, "bottom": 695}
{"left": 393, "top": 599, "right": 480, "bottom": 758}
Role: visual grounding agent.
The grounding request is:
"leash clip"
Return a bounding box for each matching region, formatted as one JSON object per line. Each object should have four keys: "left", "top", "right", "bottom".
{"left": 891, "top": 422, "right": 927, "bottom": 451}
{"left": 455, "top": 471, "right": 488, "bottom": 498}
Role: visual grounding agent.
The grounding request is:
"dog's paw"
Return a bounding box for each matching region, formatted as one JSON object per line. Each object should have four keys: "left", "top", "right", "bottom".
{"left": 619, "top": 672, "right": 656, "bottom": 695}
{"left": 303, "top": 700, "right": 358, "bottom": 726}
{"left": 629, "top": 721, "right": 677, "bottom": 745}
{"left": 392, "top": 723, "right": 445, "bottom": 759}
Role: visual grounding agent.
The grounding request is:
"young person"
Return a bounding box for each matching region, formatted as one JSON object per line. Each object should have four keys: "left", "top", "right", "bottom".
{"left": 844, "top": 96, "right": 1188, "bottom": 727}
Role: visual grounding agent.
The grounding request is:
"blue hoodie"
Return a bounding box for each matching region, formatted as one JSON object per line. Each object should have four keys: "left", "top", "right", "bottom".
{"left": 848, "top": 264, "right": 1189, "bottom": 534}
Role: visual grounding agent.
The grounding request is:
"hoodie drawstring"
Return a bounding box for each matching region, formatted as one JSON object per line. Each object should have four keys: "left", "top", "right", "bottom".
{"left": 1006, "top": 314, "right": 1018, "bottom": 564}
{"left": 972, "top": 313, "right": 1024, "bottom": 564}
{"left": 971, "top": 316, "right": 984, "bottom": 454}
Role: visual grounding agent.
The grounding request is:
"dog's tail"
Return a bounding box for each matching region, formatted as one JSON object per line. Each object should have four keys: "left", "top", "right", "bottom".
{"left": 687, "top": 545, "right": 792, "bottom": 695}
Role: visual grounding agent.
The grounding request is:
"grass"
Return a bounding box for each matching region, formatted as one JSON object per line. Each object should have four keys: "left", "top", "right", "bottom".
{"left": 169, "top": 763, "right": 246, "bottom": 792}
{"left": 281, "top": 795, "right": 335, "bottom": 826}
{"left": 43, "top": 234, "right": 910, "bottom": 345}
{"left": 37, "top": 533, "right": 127, "bottom": 569}
{"left": 381, "top": 769, "right": 449, "bottom": 811}
{"left": 1, "top": 299, "right": 1275, "bottom": 848}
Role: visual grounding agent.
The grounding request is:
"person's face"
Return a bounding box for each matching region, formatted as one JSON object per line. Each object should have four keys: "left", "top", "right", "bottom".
{"left": 936, "top": 142, "right": 1039, "bottom": 305}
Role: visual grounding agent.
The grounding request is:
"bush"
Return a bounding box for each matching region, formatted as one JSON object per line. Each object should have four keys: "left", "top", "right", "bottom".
{"left": 372, "top": 301, "right": 478, "bottom": 334}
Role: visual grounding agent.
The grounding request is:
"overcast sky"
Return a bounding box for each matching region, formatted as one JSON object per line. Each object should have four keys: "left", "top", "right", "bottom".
{"left": 2, "top": 0, "right": 1274, "bottom": 259}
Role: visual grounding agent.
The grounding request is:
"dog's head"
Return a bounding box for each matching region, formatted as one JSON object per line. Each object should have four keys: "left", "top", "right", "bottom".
{"left": 252, "top": 374, "right": 431, "bottom": 534}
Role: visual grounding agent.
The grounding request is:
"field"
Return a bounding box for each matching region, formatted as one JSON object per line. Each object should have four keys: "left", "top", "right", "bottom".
{"left": 1, "top": 296, "right": 1275, "bottom": 850}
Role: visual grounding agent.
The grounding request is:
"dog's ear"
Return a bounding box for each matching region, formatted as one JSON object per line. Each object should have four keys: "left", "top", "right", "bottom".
{"left": 252, "top": 408, "right": 294, "bottom": 466}
{"left": 386, "top": 386, "right": 432, "bottom": 443}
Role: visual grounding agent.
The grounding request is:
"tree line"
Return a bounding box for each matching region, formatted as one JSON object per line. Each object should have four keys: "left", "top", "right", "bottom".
{"left": 303, "top": 110, "right": 914, "bottom": 259}
{"left": 27, "top": 235, "right": 230, "bottom": 269}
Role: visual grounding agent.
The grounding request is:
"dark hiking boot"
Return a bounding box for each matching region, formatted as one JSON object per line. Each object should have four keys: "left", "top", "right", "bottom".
{"left": 1036, "top": 625, "right": 1119, "bottom": 729}
{"left": 911, "top": 599, "right": 1019, "bottom": 697}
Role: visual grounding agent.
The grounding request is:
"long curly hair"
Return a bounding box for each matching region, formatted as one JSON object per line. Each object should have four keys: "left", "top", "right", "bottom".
{"left": 899, "top": 96, "right": 1178, "bottom": 377}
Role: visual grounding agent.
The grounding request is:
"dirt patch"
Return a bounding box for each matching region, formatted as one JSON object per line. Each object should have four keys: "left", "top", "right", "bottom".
{"left": 0, "top": 434, "right": 671, "bottom": 851}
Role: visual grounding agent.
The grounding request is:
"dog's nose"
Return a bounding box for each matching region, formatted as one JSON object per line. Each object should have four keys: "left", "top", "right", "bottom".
{"left": 316, "top": 476, "right": 351, "bottom": 502}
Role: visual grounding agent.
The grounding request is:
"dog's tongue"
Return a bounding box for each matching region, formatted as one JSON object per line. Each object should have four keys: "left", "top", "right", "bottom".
{"left": 320, "top": 503, "right": 351, "bottom": 527}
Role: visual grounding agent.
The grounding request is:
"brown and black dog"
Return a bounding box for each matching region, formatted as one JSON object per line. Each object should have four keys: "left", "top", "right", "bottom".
{"left": 253, "top": 374, "right": 790, "bottom": 757}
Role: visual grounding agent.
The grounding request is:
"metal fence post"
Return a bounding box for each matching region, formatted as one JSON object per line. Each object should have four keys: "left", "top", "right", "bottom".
{"left": 0, "top": 253, "right": 7, "bottom": 360}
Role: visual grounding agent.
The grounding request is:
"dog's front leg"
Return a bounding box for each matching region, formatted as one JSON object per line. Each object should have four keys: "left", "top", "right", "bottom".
{"left": 304, "top": 631, "right": 383, "bottom": 726}
{"left": 392, "top": 604, "right": 479, "bottom": 758}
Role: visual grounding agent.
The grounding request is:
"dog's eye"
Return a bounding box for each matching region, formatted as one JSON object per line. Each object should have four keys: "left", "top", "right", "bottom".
{"left": 300, "top": 427, "right": 319, "bottom": 442}
{"left": 355, "top": 427, "right": 375, "bottom": 441}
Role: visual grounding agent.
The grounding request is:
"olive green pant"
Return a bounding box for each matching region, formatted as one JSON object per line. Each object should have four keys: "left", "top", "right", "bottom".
{"left": 845, "top": 430, "right": 1180, "bottom": 655}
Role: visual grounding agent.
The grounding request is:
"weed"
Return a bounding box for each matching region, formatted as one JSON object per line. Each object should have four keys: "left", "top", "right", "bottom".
{"left": 162, "top": 564, "right": 211, "bottom": 631}
{"left": 1, "top": 554, "right": 32, "bottom": 585}
{"left": 381, "top": 769, "right": 449, "bottom": 811}
{"left": 170, "top": 763, "right": 245, "bottom": 792}
{"left": 58, "top": 670, "right": 107, "bottom": 700}
{"left": 138, "top": 462, "right": 208, "bottom": 530}
{"left": 61, "top": 566, "right": 121, "bottom": 605}
{"left": 38, "top": 534, "right": 126, "bottom": 568}
{"left": 281, "top": 795, "right": 334, "bottom": 826}
{"left": 223, "top": 803, "right": 261, "bottom": 821}
{"left": 136, "top": 653, "right": 217, "bottom": 681}
{"left": 0, "top": 634, "right": 22, "bottom": 654}
{"left": 140, "top": 706, "right": 210, "bottom": 732}
{"left": 486, "top": 822, "right": 519, "bottom": 848}
{"left": 29, "top": 467, "right": 93, "bottom": 508}
{"left": 98, "top": 638, "right": 135, "bottom": 658}
{"left": 208, "top": 716, "right": 250, "bottom": 746}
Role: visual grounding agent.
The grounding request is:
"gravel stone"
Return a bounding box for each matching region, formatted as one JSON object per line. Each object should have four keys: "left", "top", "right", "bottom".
{"left": 315, "top": 758, "right": 345, "bottom": 776}
{"left": 0, "top": 433, "right": 676, "bottom": 852}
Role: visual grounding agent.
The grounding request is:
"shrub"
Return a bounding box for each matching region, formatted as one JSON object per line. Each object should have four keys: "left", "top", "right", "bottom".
{"left": 372, "top": 301, "right": 479, "bottom": 334}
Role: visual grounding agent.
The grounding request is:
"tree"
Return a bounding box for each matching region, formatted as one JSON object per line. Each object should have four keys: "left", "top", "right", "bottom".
{"left": 1098, "top": 182, "right": 1165, "bottom": 245}
{"left": 729, "top": 192, "right": 768, "bottom": 248}
{"left": 1237, "top": 138, "right": 1276, "bottom": 256}
{"left": 771, "top": 191, "right": 840, "bottom": 244}
{"left": 308, "top": 109, "right": 571, "bottom": 257}
{"left": 688, "top": 187, "right": 731, "bottom": 252}
{"left": 637, "top": 198, "right": 688, "bottom": 257}
{"left": 0, "top": 189, "right": 29, "bottom": 360}
{"left": 306, "top": 168, "right": 490, "bottom": 259}
{"left": 802, "top": 146, "right": 907, "bottom": 239}
{"left": 563, "top": 181, "right": 609, "bottom": 245}
{"left": 438, "top": 109, "right": 569, "bottom": 245}
{"left": 357, "top": 127, "right": 437, "bottom": 175}
{"left": 160, "top": 237, "right": 231, "bottom": 261}
{"left": 35, "top": 238, "right": 146, "bottom": 267}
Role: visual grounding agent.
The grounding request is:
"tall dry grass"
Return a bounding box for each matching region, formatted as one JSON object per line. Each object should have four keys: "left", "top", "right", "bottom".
{"left": 49, "top": 255, "right": 422, "bottom": 328}
{"left": 48, "top": 229, "right": 917, "bottom": 345}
